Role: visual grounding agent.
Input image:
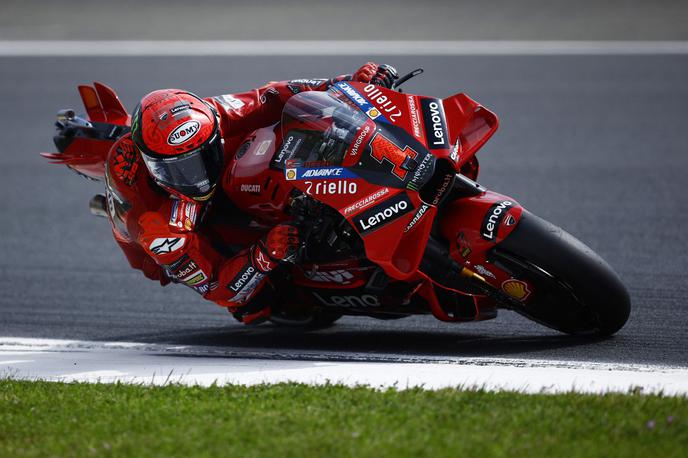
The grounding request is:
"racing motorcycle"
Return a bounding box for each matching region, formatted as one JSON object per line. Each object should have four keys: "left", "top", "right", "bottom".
{"left": 43, "top": 72, "right": 630, "bottom": 336}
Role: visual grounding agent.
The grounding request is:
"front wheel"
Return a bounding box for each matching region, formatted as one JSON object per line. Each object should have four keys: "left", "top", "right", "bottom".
{"left": 489, "top": 211, "right": 631, "bottom": 336}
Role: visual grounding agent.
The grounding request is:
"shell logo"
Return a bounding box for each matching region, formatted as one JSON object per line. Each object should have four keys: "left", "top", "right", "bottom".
{"left": 367, "top": 108, "right": 380, "bottom": 119}
{"left": 285, "top": 168, "right": 297, "bottom": 180}
{"left": 501, "top": 279, "right": 531, "bottom": 301}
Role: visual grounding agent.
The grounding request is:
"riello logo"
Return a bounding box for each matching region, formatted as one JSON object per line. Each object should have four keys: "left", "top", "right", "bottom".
{"left": 167, "top": 121, "right": 201, "bottom": 145}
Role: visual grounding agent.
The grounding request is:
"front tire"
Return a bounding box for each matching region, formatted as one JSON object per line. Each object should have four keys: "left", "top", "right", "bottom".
{"left": 490, "top": 212, "right": 631, "bottom": 336}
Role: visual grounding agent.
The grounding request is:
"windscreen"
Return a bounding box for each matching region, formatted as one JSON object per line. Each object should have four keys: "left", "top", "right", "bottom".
{"left": 278, "top": 91, "right": 368, "bottom": 168}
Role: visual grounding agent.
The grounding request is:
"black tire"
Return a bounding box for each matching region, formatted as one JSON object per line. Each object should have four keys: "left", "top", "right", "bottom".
{"left": 490, "top": 211, "right": 631, "bottom": 336}
{"left": 269, "top": 310, "right": 343, "bottom": 329}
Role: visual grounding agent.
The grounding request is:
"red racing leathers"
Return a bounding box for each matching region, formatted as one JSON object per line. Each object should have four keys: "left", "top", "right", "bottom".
{"left": 104, "top": 64, "right": 382, "bottom": 323}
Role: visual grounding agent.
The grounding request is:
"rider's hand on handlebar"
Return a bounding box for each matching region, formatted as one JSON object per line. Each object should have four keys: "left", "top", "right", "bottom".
{"left": 253, "top": 223, "right": 301, "bottom": 273}
{"left": 352, "top": 62, "right": 378, "bottom": 84}
{"left": 352, "top": 62, "right": 398, "bottom": 89}
{"left": 371, "top": 64, "right": 399, "bottom": 89}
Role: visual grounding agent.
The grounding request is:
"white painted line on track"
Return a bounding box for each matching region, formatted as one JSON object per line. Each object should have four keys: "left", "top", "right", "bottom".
{"left": 2, "top": 337, "right": 687, "bottom": 394}
{"left": 1, "top": 41, "right": 688, "bottom": 56}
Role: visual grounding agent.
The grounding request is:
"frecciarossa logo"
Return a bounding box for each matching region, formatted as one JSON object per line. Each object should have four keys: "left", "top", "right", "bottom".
{"left": 167, "top": 120, "right": 201, "bottom": 145}
{"left": 354, "top": 193, "right": 414, "bottom": 234}
{"left": 480, "top": 200, "right": 515, "bottom": 241}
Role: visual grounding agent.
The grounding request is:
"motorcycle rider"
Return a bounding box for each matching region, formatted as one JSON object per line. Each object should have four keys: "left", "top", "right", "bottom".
{"left": 105, "top": 62, "right": 398, "bottom": 324}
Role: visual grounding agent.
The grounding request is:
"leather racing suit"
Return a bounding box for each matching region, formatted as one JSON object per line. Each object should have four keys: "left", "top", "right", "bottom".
{"left": 103, "top": 63, "right": 389, "bottom": 324}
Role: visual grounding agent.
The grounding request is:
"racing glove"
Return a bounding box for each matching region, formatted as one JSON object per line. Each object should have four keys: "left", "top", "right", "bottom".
{"left": 371, "top": 64, "right": 399, "bottom": 89}
{"left": 352, "top": 62, "right": 379, "bottom": 84}
{"left": 251, "top": 223, "right": 301, "bottom": 274}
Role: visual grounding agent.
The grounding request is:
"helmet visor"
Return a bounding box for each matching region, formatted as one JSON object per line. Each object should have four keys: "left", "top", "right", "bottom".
{"left": 142, "top": 135, "right": 224, "bottom": 198}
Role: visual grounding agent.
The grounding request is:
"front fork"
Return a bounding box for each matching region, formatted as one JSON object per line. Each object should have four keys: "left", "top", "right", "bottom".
{"left": 418, "top": 174, "right": 529, "bottom": 322}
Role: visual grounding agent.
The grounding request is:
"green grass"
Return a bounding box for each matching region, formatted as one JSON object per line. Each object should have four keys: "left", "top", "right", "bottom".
{"left": 0, "top": 380, "right": 686, "bottom": 457}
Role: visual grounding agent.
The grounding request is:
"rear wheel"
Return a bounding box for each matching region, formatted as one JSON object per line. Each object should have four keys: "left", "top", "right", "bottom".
{"left": 269, "top": 309, "right": 343, "bottom": 329}
{"left": 489, "top": 212, "right": 631, "bottom": 336}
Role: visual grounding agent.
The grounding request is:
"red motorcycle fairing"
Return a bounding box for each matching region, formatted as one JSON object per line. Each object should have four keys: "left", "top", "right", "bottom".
{"left": 438, "top": 190, "right": 533, "bottom": 303}
{"left": 223, "top": 84, "right": 503, "bottom": 271}
{"left": 292, "top": 260, "right": 373, "bottom": 290}
{"left": 221, "top": 126, "right": 295, "bottom": 225}
{"left": 41, "top": 82, "right": 131, "bottom": 180}
{"left": 78, "top": 82, "right": 130, "bottom": 126}
{"left": 442, "top": 92, "right": 499, "bottom": 170}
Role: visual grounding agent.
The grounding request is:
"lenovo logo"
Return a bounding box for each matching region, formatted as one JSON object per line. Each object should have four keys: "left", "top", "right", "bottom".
{"left": 354, "top": 193, "right": 414, "bottom": 234}
{"left": 480, "top": 200, "right": 514, "bottom": 241}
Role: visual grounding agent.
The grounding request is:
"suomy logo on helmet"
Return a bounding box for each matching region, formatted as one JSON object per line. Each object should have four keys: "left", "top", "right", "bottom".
{"left": 167, "top": 121, "right": 201, "bottom": 145}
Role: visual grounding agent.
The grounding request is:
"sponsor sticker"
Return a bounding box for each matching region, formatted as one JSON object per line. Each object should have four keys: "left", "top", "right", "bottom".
{"left": 240, "top": 184, "right": 261, "bottom": 193}
{"left": 404, "top": 204, "right": 429, "bottom": 233}
{"left": 354, "top": 193, "right": 414, "bottom": 234}
{"left": 169, "top": 199, "right": 198, "bottom": 231}
{"left": 407, "top": 95, "right": 423, "bottom": 140}
{"left": 502, "top": 279, "right": 531, "bottom": 301}
{"left": 457, "top": 232, "right": 472, "bottom": 258}
{"left": 226, "top": 263, "right": 265, "bottom": 302}
{"left": 253, "top": 248, "right": 275, "bottom": 272}
{"left": 194, "top": 283, "right": 210, "bottom": 294}
{"left": 166, "top": 254, "right": 191, "bottom": 271}
{"left": 305, "top": 270, "right": 355, "bottom": 284}
{"left": 305, "top": 180, "right": 357, "bottom": 196}
{"left": 480, "top": 200, "right": 515, "bottom": 241}
{"left": 450, "top": 139, "right": 461, "bottom": 162}
{"left": 431, "top": 173, "right": 454, "bottom": 206}
{"left": 334, "top": 82, "right": 391, "bottom": 123}
{"left": 312, "top": 292, "right": 380, "bottom": 308}
{"left": 407, "top": 153, "right": 433, "bottom": 191}
{"left": 259, "top": 87, "right": 280, "bottom": 104}
{"left": 349, "top": 123, "right": 372, "bottom": 158}
{"left": 170, "top": 104, "right": 190, "bottom": 115}
{"left": 421, "top": 98, "right": 449, "bottom": 150}
{"left": 171, "top": 258, "right": 199, "bottom": 281}
{"left": 362, "top": 84, "right": 402, "bottom": 122}
{"left": 289, "top": 79, "right": 326, "bottom": 87}
{"left": 185, "top": 271, "right": 208, "bottom": 286}
{"left": 149, "top": 237, "right": 185, "bottom": 255}
{"left": 366, "top": 108, "right": 381, "bottom": 119}
{"left": 255, "top": 139, "right": 271, "bottom": 156}
{"left": 167, "top": 121, "right": 200, "bottom": 146}
{"left": 342, "top": 187, "right": 391, "bottom": 215}
{"left": 474, "top": 264, "right": 497, "bottom": 279}
{"left": 228, "top": 264, "right": 257, "bottom": 293}
{"left": 285, "top": 167, "right": 358, "bottom": 181}
{"left": 274, "top": 132, "right": 305, "bottom": 167}
{"left": 214, "top": 94, "right": 245, "bottom": 110}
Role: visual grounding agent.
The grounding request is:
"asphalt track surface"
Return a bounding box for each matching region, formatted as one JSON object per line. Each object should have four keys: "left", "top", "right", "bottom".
{"left": 1, "top": 55, "right": 687, "bottom": 367}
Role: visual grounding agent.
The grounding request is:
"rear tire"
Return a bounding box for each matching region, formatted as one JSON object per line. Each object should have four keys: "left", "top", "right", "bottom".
{"left": 490, "top": 212, "right": 631, "bottom": 336}
{"left": 269, "top": 310, "right": 343, "bottom": 329}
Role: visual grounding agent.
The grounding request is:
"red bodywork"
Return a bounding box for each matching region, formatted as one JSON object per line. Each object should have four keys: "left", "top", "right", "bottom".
{"left": 221, "top": 82, "right": 529, "bottom": 321}
{"left": 45, "top": 81, "right": 535, "bottom": 323}
{"left": 41, "top": 83, "right": 129, "bottom": 180}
